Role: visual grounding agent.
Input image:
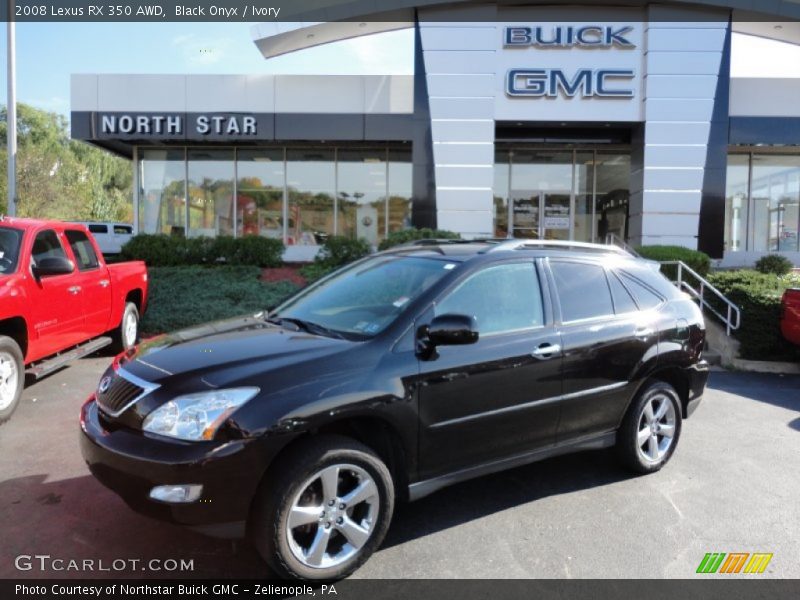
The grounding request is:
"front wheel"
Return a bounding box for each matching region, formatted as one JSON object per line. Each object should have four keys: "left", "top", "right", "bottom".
{"left": 617, "top": 381, "right": 682, "bottom": 474}
{"left": 0, "top": 336, "right": 25, "bottom": 425}
{"left": 251, "top": 435, "right": 394, "bottom": 581}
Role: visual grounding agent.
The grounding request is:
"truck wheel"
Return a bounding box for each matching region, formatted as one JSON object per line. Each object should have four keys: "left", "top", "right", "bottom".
{"left": 617, "top": 381, "right": 682, "bottom": 474}
{"left": 111, "top": 302, "right": 139, "bottom": 353}
{"left": 0, "top": 336, "right": 25, "bottom": 425}
{"left": 251, "top": 435, "right": 394, "bottom": 581}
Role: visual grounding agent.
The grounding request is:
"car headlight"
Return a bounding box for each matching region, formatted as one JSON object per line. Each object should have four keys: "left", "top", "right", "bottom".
{"left": 142, "top": 388, "right": 259, "bottom": 441}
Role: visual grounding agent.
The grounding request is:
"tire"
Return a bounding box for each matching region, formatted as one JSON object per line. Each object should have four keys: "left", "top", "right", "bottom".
{"left": 251, "top": 435, "right": 395, "bottom": 581}
{"left": 110, "top": 302, "right": 139, "bottom": 353}
{"left": 0, "top": 336, "right": 25, "bottom": 426}
{"left": 617, "top": 380, "right": 682, "bottom": 474}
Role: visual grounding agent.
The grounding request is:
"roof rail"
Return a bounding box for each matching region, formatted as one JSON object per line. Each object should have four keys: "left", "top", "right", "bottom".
{"left": 483, "top": 239, "right": 634, "bottom": 256}
{"left": 396, "top": 238, "right": 495, "bottom": 247}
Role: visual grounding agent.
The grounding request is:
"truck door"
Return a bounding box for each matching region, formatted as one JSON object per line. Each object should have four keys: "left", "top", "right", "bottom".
{"left": 27, "top": 229, "right": 85, "bottom": 357}
{"left": 64, "top": 229, "right": 112, "bottom": 338}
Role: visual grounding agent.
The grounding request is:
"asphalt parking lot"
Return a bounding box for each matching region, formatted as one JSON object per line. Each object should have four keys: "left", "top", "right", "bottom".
{"left": 0, "top": 356, "right": 798, "bottom": 579}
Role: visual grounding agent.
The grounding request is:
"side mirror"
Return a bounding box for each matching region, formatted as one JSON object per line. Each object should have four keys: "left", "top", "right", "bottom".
{"left": 33, "top": 256, "right": 74, "bottom": 277}
{"left": 427, "top": 313, "right": 479, "bottom": 346}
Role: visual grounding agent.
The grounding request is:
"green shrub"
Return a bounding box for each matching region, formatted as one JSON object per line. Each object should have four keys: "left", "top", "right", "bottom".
{"left": 299, "top": 262, "right": 337, "bottom": 283}
{"left": 378, "top": 228, "right": 461, "bottom": 250}
{"left": 315, "top": 236, "right": 371, "bottom": 268}
{"left": 706, "top": 270, "right": 800, "bottom": 361}
{"left": 754, "top": 254, "right": 794, "bottom": 276}
{"left": 636, "top": 245, "right": 711, "bottom": 280}
{"left": 121, "top": 234, "right": 283, "bottom": 268}
{"left": 140, "top": 266, "right": 298, "bottom": 335}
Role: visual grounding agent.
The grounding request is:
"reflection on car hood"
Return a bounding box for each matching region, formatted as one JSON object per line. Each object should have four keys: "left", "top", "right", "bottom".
{"left": 120, "top": 314, "right": 349, "bottom": 385}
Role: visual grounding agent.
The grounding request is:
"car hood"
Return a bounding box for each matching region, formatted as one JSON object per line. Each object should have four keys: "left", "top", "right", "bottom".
{"left": 120, "top": 314, "right": 349, "bottom": 386}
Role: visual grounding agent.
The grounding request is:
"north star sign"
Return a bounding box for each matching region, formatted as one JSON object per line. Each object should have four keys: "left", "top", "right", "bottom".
{"left": 98, "top": 113, "right": 257, "bottom": 136}
{"left": 504, "top": 25, "right": 636, "bottom": 99}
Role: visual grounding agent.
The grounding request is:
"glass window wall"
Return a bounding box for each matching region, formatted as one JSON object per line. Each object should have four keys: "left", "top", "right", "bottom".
{"left": 136, "top": 144, "right": 412, "bottom": 246}
{"left": 187, "top": 149, "right": 234, "bottom": 238}
{"left": 725, "top": 152, "right": 800, "bottom": 252}
{"left": 139, "top": 149, "right": 186, "bottom": 235}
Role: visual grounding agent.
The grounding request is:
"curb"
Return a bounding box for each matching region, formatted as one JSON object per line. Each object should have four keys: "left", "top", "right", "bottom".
{"left": 729, "top": 358, "right": 800, "bottom": 375}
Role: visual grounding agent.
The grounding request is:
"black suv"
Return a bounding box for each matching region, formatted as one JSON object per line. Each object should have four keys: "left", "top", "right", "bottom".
{"left": 80, "top": 240, "right": 708, "bottom": 580}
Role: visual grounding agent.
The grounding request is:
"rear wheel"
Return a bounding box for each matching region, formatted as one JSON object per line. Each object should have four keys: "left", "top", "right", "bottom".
{"left": 0, "top": 336, "right": 25, "bottom": 425}
{"left": 617, "top": 381, "right": 682, "bottom": 474}
{"left": 251, "top": 435, "right": 394, "bottom": 581}
{"left": 110, "top": 302, "right": 139, "bottom": 353}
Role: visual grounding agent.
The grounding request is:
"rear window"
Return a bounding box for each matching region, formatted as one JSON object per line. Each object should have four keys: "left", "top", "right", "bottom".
{"left": 65, "top": 230, "right": 100, "bottom": 271}
{"left": 619, "top": 272, "right": 664, "bottom": 310}
{"left": 87, "top": 224, "right": 108, "bottom": 234}
{"left": 114, "top": 225, "right": 133, "bottom": 234}
{"left": 551, "top": 261, "right": 614, "bottom": 322}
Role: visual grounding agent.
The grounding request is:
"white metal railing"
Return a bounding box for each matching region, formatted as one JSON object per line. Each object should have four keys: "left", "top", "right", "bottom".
{"left": 660, "top": 260, "right": 741, "bottom": 336}
{"left": 603, "top": 233, "right": 640, "bottom": 257}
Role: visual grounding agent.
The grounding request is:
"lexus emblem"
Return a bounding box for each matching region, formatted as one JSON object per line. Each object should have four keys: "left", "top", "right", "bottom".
{"left": 98, "top": 376, "right": 113, "bottom": 394}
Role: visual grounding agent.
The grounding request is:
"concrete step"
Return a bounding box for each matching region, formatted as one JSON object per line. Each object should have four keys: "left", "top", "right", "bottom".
{"left": 703, "top": 350, "right": 722, "bottom": 366}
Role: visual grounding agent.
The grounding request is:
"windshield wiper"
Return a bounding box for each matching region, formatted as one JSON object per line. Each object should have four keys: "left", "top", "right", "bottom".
{"left": 266, "top": 316, "right": 347, "bottom": 340}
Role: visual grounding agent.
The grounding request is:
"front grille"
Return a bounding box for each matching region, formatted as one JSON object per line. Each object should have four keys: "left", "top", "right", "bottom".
{"left": 96, "top": 374, "right": 145, "bottom": 416}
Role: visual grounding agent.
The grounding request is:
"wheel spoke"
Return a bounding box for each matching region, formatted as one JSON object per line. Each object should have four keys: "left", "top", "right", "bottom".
{"left": 637, "top": 426, "right": 651, "bottom": 447}
{"left": 654, "top": 397, "right": 669, "bottom": 421}
{"left": 337, "top": 516, "right": 370, "bottom": 549}
{"left": 642, "top": 402, "right": 655, "bottom": 424}
{"left": 288, "top": 505, "right": 322, "bottom": 529}
{"left": 647, "top": 435, "right": 659, "bottom": 460}
{"left": 305, "top": 525, "right": 332, "bottom": 567}
{"left": 658, "top": 424, "right": 675, "bottom": 439}
{"left": 341, "top": 478, "right": 377, "bottom": 507}
{"left": 319, "top": 466, "right": 339, "bottom": 502}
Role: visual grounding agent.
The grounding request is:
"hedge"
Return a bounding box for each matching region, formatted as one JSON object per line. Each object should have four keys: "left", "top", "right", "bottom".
{"left": 706, "top": 270, "right": 800, "bottom": 361}
{"left": 378, "top": 228, "right": 461, "bottom": 250}
{"left": 314, "top": 236, "right": 371, "bottom": 268}
{"left": 140, "top": 266, "right": 298, "bottom": 335}
{"left": 755, "top": 254, "right": 794, "bottom": 276}
{"left": 636, "top": 245, "right": 711, "bottom": 279}
{"left": 120, "top": 234, "right": 284, "bottom": 268}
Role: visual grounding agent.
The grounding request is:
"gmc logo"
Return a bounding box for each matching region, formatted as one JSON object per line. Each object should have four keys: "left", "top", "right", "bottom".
{"left": 506, "top": 68, "right": 635, "bottom": 98}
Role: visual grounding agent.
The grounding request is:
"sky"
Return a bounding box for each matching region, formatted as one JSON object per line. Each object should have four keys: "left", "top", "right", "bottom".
{"left": 0, "top": 22, "right": 799, "bottom": 120}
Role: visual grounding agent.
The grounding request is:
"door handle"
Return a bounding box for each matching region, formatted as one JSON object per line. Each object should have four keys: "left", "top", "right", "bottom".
{"left": 99, "top": 279, "right": 110, "bottom": 288}
{"left": 68, "top": 286, "right": 81, "bottom": 295}
{"left": 635, "top": 327, "right": 654, "bottom": 338}
{"left": 532, "top": 343, "right": 561, "bottom": 359}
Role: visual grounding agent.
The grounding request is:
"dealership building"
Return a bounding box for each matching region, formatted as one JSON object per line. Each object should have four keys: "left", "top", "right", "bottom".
{"left": 70, "top": 1, "right": 800, "bottom": 264}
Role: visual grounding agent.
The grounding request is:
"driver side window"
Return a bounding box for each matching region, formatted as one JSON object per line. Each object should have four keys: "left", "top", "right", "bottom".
{"left": 31, "top": 230, "right": 68, "bottom": 267}
{"left": 435, "top": 262, "right": 544, "bottom": 336}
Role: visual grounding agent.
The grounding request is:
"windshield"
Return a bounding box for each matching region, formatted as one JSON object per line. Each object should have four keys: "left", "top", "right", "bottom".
{"left": 0, "top": 227, "right": 23, "bottom": 275}
{"left": 273, "top": 255, "right": 457, "bottom": 339}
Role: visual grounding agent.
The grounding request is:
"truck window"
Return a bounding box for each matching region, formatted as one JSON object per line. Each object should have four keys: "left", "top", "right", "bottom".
{"left": 113, "top": 225, "right": 133, "bottom": 234}
{"left": 32, "top": 230, "right": 69, "bottom": 266}
{"left": 88, "top": 224, "right": 108, "bottom": 234}
{"left": 65, "top": 230, "right": 100, "bottom": 271}
{"left": 0, "top": 227, "right": 23, "bottom": 274}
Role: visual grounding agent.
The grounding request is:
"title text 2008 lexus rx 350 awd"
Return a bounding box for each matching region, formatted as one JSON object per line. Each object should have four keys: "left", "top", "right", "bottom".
{"left": 80, "top": 240, "right": 708, "bottom": 580}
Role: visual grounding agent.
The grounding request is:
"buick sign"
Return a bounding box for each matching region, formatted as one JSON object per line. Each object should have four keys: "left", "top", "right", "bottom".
{"left": 504, "top": 25, "right": 635, "bottom": 48}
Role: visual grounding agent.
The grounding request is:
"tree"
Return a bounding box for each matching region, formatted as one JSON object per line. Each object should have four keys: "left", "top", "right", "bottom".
{"left": 0, "top": 103, "right": 132, "bottom": 220}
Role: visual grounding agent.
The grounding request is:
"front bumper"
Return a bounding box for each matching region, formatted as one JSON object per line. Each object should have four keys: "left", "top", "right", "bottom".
{"left": 79, "top": 396, "right": 290, "bottom": 538}
{"left": 684, "top": 360, "right": 710, "bottom": 418}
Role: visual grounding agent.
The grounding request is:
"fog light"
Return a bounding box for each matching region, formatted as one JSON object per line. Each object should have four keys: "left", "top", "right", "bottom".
{"left": 149, "top": 484, "right": 203, "bottom": 503}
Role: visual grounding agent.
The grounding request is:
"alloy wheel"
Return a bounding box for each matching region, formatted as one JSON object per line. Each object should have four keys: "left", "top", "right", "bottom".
{"left": 286, "top": 463, "right": 380, "bottom": 569}
{"left": 123, "top": 311, "right": 138, "bottom": 348}
{"left": 636, "top": 392, "right": 677, "bottom": 463}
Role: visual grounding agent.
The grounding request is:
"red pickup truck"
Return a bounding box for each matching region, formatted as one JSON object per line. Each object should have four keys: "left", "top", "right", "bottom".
{"left": 0, "top": 217, "right": 148, "bottom": 423}
{"left": 781, "top": 288, "right": 800, "bottom": 347}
